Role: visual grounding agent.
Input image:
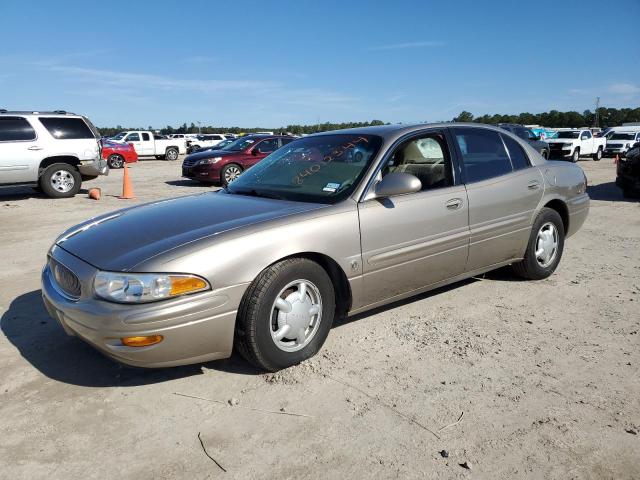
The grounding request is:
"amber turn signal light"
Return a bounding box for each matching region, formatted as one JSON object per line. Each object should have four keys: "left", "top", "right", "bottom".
{"left": 121, "top": 335, "right": 164, "bottom": 347}
{"left": 169, "top": 276, "right": 208, "bottom": 296}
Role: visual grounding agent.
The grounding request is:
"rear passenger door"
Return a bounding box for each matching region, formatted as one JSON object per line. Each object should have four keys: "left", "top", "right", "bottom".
{"left": 452, "top": 127, "right": 544, "bottom": 271}
{"left": 0, "top": 116, "right": 40, "bottom": 183}
{"left": 140, "top": 132, "right": 154, "bottom": 155}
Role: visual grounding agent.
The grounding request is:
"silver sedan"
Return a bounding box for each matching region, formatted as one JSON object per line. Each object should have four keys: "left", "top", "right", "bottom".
{"left": 42, "top": 123, "right": 589, "bottom": 371}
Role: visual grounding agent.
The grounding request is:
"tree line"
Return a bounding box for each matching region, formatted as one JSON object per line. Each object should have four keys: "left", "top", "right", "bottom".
{"left": 96, "top": 107, "right": 640, "bottom": 136}
{"left": 453, "top": 107, "right": 640, "bottom": 128}
{"left": 96, "top": 120, "right": 387, "bottom": 136}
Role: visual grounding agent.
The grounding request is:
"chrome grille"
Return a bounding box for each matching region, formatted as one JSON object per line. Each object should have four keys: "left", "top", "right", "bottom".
{"left": 50, "top": 258, "right": 81, "bottom": 299}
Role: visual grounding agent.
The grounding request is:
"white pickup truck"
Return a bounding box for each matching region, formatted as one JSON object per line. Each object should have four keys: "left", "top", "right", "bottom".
{"left": 110, "top": 131, "right": 186, "bottom": 160}
{"left": 546, "top": 129, "right": 606, "bottom": 162}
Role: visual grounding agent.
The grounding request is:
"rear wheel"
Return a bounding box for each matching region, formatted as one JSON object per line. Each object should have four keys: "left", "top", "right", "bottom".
{"left": 541, "top": 149, "right": 548, "bottom": 159}
{"left": 571, "top": 149, "right": 580, "bottom": 163}
{"left": 221, "top": 163, "right": 243, "bottom": 186}
{"left": 165, "top": 148, "right": 179, "bottom": 161}
{"left": 107, "top": 154, "right": 124, "bottom": 169}
{"left": 234, "top": 258, "right": 335, "bottom": 371}
{"left": 39, "top": 163, "right": 82, "bottom": 198}
{"left": 512, "top": 207, "right": 565, "bottom": 280}
{"left": 592, "top": 147, "right": 602, "bottom": 161}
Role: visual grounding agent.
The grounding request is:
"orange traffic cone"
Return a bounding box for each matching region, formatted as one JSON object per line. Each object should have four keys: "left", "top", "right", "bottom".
{"left": 119, "top": 164, "right": 135, "bottom": 199}
{"left": 88, "top": 188, "right": 101, "bottom": 200}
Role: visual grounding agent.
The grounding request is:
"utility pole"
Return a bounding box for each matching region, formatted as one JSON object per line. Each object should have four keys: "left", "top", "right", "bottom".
{"left": 196, "top": 121, "right": 202, "bottom": 134}
{"left": 594, "top": 97, "right": 600, "bottom": 127}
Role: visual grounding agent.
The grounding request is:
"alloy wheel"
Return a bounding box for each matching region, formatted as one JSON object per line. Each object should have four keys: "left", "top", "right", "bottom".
{"left": 50, "top": 170, "right": 75, "bottom": 193}
{"left": 535, "top": 222, "right": 558, "bottom": 268}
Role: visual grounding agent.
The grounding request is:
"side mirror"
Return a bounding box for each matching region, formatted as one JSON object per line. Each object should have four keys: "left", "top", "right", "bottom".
{"left": 374, "top": 172, "right": 422, "bottom": 198}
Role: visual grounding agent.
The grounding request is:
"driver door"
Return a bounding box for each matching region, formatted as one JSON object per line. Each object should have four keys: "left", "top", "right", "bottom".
{"left": 357, "top": 130, "right": 470, "bottom": 307}
{"left": 125, "top": 132, "right": 142, "bottom": 155}
{"left": 246, "top": 138, "right": 278, "bottom": 168}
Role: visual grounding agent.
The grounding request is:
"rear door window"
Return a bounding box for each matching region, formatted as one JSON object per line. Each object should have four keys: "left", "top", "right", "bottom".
{"left": 0, "top": 116, "right": 36, "bottom": 141}
{"left": 453, "top": 127, "right": 513, "bottom": 183}
{"left": 142, "top": 132, "right": 150, "bottom": 141}
{"left": 501, "top": 134, "right": 531, "bottom": 170}
{"left": 39, "top": 117, "right": 95, "bottom": 139}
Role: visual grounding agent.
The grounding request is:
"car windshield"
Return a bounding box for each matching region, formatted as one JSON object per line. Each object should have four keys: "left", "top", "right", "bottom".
{"left": 557, "top": 131, "right": 580, "bottom": 139}
{"left": 226, "top": 133, "right": 383, "bottom": 204}
{"left": 111, "top": 132, "right": 127, "bottom": 141}
{"left": 610, "top": 133, "right": 636, "bottom": 140}
{"left": 224, "top": 137, "right": 259, "bottom": 151}
{"left": 217, "top": 139, "right": 234, "bottom": 149}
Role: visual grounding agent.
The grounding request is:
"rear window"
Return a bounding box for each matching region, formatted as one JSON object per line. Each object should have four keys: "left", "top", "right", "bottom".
{"left": 39, "top": 117, "right": 95, "bottom": 139}
{"left": 0, "top": 116, "right": 36, "bottom": 141}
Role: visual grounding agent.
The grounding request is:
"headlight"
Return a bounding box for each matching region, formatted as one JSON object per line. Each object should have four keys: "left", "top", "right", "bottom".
{"left": 562, "top": 143, "right": 573, "bottom": 148}
{"left": 94, "top": 271, "right": 209, "bottom": 303}
{"left": 196, "top": 156, "right": 222, "bottom": 166}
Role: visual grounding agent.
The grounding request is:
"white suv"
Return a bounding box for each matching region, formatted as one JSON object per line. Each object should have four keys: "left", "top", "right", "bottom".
{"left": 0, "top": 110, "right": 107, "bottom": 198}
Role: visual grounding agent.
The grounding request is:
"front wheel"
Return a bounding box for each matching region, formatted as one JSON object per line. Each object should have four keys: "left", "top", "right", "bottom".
{"left": 571, "top": 149, "right": 580, "bottom": 163}
{"left": 512, "top": 207, "right": 565, "bottom": 280}
{"left": 592, "top": 147, "right": 602, "bottom": 161}
{"left": 234, "top": 258, "right": 335, "bottom": 371}
{"left": 107, "top": 154, "right": 124, "bottom": 169}
{"left": 39, "top": 163, "right": 82, "bottom": 198}
{"left": 220, "top": 163, "right": 243, "bottom": 186}
{"left": 165, "top": 148, "right": 179, "bottom": 161}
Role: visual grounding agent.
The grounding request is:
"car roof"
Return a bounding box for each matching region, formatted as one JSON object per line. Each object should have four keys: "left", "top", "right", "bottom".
{"left": 0, "top": 110, "right": 80, "bottom": 117}
{"left": 306, "top": 122, "right": 512, "bottom": 143}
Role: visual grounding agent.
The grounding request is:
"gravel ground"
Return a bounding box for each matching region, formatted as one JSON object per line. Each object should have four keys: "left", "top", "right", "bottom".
{"left": 0, "top": 157, "right": 638, "bottom": 479}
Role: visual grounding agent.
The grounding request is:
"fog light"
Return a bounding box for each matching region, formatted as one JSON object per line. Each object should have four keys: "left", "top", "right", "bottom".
{"left": 121, "top": 335, "right": 163, "bottom": 347}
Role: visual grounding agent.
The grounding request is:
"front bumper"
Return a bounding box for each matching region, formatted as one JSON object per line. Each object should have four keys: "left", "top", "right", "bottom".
{"left": 78, "top": 158, "right": 109, "bottom": 177}
{"left": 41, "top": 245, "right": 245, "bottom": 368}
{"left": 182, "top": 163, "right": 220, "bottom": 182}
{"left": 604, "top": 148, "right": 627, "bottom": 157}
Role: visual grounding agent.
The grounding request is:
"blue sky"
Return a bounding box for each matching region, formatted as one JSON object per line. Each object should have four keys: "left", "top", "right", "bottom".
{"left": 1, "top": 0, "right": 639, "bottom": 128}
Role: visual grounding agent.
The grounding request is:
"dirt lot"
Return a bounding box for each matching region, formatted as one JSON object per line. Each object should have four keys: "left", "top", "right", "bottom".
{"left": 0, "top": 158, "right": 638, "bottom": 479}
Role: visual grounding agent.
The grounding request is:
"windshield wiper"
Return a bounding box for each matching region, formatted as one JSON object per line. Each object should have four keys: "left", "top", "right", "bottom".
{"left": 230, "top": 188, "right": 285, "bottom": 200}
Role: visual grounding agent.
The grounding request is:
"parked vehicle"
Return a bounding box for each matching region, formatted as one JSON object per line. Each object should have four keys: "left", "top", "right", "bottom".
{"left": 616, "top": 142, "right": 640, "bottom": 198}
{"left": 182, "top": 134, "right": 295, "bottom": 185}
{"left": 101, "top": 140, "right": 138, "bottom": 169}
{"left": 497, "top": 123, "right": 550, "bottom": 158}
{"left": 42, "top": 123, "right": 589, "bottom": 371}
{"left": 195, "top": 138, "right": 235, "bottom": 153}
{"left": 186, "top": 134, "right": 228, "bottom": 154}
{"left": 0, "top": 110, "right": 107, "bottom": 198}
{"left": 546, "top": 129, "right": 606, "bottom": 162}
{"left": 604, "top": 132, "right": 640, "bottom": 158}
{"left": 110, "top": 131, "right": 186, "bottom": 160}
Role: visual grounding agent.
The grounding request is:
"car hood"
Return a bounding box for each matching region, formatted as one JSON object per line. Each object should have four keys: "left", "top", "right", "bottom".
{"left": 184, "top": 149, "right": 241, "bottom": 162}
{"left": 56, "top": 192, "right": 327, "bottom": 271}
{"left": 546, "top": 138, "right": 575, "bottom": 143}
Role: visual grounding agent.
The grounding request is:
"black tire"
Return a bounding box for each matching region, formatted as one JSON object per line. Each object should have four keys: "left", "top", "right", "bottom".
{"left": 107, "top": 154, "right": 125, "bottom": 169}
{"left": 165, "top": 148, "right": 179, "bottom": 161}
{"left": 512, "top": 207, "right": 565, "bottom": 280}
{"left": 592, "top": 147, "right": 602, "bottom": 161}
{"left": 541, "top": 149, "right": 548, "bottom": 159}
{"left": 571, "top": 149, "right": 580, "bottom": 163}
{"left": 39, "top": 163, "right": 82, "bottom": 198}
{"left": 220, "top": 163, "right": 243, "bottom": 186}
{"left": 234, "top": 258, "right": 336, "bottom": 372}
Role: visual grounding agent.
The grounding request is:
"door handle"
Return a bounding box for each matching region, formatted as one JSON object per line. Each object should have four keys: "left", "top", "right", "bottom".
{"left": 445, "top": 198, "right": 463, "bottom": 210}
{"left": 527, "top": 181, "right": 540, "bottom": 190}
{"left": 28, "top": 146, "right": 44, "bottom": 151}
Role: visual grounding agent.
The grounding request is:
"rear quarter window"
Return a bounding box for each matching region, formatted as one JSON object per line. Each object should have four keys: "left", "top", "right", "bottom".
{"left": 39, "top": 117, "right": 95, "bottom": 139}
{"left": 0, "top": 116, "right": 36, "bottom": 141}
{"left": 501, "top": 134, "right": 531, "bottom": 170}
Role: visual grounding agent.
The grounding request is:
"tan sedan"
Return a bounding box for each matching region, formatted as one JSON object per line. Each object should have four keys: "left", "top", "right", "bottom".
{"left": 42, "top": 123, "right": 589, "bottom": 371}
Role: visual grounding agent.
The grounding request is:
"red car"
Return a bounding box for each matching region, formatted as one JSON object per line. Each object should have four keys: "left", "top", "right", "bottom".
{"left": 181, "top": 134, "right": 295, "bottom": 185}
{"left": 102, "top": 140, "right": 138, "bottom": 169}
